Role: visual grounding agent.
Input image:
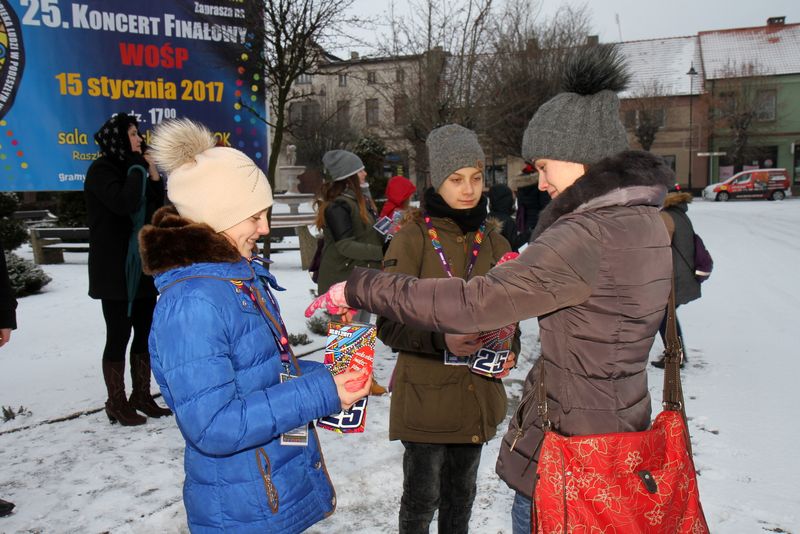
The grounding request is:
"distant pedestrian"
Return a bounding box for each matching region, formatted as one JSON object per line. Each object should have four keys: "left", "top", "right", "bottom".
{"left": 0, "top": 239, "right": 17, "bottom": 518}
{"left": 84, "top": 112, "right": 171, "bottom": 427}
{"left": 652, "top": 185, "right": 701, "bottom": 368}
{"left": 487, "top": 183, "right": 528, "bottom": 252}
{"left": 510, "top": 167, "right": 550, "bottom": 235}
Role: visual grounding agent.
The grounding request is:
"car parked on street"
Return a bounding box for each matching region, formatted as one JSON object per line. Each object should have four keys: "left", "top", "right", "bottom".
{"left": 703, "top": 169, "right": 791, "bottom": 201}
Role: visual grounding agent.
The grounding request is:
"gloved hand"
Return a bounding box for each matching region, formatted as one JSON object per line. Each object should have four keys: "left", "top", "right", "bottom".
{"left": 497, "top": 252, "right": 519, "bottom": 265}
{"left": 304, "top": 281, "right": 350, "bottom": 318}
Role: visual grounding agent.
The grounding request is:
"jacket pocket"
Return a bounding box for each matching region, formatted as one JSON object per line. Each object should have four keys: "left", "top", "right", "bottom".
{"left": 402, "top": 375, "right": 465, "bottom": 433}
{"left": 256, "top": 448, "right": 279, "bottom": 514}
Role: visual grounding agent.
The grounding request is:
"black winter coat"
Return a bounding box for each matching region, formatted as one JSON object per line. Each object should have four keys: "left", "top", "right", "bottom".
{"left": 0, "top": 239, "right": 17, "bottom": 329}
{"left": 487, "top": 184, "right": 528, "bottom": 251}
{"left": 515, "top": 183, "right": 550, "bottom": 233}
{"left": 84, "top": 155, "right": 164, "bottom": 300}
{"left": 662, "top": 192, "right": 701, "bottom": 306}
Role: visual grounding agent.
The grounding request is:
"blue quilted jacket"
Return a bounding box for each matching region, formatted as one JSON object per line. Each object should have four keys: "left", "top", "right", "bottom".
{"left": 149, "top": 256, "right": 340, "bottom": 533}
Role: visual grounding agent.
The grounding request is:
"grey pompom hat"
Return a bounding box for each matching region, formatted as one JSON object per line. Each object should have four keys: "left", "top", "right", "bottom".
{"left": 426, "top": 124, "right": 485, "bottom": 190}
{"left": 322, "top": 150, "right": 365, "bottom": 182}
{"left": 521, "top": 45, "right": 630, "bottom": 165}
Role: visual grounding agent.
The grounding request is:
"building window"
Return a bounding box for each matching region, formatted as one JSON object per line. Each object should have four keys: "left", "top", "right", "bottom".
{"left": 396, "top": 69, "right": 405, "bottom": 83}
{"left": 297, "top": 73, "right": 312, "bottom": 85}
{"left": 336, "top": 100, "right": 350, "bottom": 129}
{"left": 639, "top": 108, "right": 665, "bottom": 128}
{"left": 755, "top": 89, "right": 777, "bottom": 121}
{"left": 718, "top": 91, "right": 736, "bottom": 116}
{"left": 394, "top": 95, "right": 408, "bottom": 126}
{"left": 661, "top": 155, "right": 676, "bottom": 172}
{"left": 366, "top": 98, "right": 379, "bottom": 126}
{"left": 367, "top": 71, "right": 377, "bottom": 85}
{"left": 623, "top": 110, "right": 637, "bottom": 129}
{"left": 338, "top": 73, "right": 347, "bottom": 87}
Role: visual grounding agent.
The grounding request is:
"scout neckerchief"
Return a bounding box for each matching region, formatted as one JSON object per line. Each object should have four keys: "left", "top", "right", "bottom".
{"left": 231, "top": 278, "right": 294, "bottom": 374}
{"left": 423, "top": 212, "right": 485, "bottom": 279}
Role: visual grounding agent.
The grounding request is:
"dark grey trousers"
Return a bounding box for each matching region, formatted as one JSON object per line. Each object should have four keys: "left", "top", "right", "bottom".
{"left": 399, "top": 441, "right": 483, "bottom": 534}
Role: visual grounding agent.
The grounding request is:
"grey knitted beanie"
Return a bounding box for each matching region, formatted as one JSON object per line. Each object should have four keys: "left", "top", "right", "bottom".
{"left": 322, "top": 150, "right": 364, "bottom": 182}
{"left": 522, "top": 45, "right": 630, "bottom": 165}
{"left": 426, "top": 124, "right": 485, "bottom": 190}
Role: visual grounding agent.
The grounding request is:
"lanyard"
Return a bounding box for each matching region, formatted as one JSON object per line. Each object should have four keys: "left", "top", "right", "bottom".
{"left": 423, "top": 212, "right": 485, "bottom": 279}
{"left": 231, "top": 279, "right": 293, "bottom": 370}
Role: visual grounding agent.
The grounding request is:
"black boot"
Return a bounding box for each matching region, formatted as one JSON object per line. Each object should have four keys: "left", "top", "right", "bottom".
{"left": 102, "top": 361, "right": 146, "bottom": 426}
{"left": 129, "top": 352, "right": 172, "bottom": 418}
{"left": 0, "top": 498, "right": 14, "bottom": 517}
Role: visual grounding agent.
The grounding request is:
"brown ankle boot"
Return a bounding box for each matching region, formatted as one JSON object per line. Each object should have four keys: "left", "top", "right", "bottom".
{"left": 102, "top": 361, "right": 146, "bottom": 426}
{"left": 370, "top": 379, "right": 388, "bottom": 396}
{"left": 129, "top": 352, "right": 172, "bottom": 418}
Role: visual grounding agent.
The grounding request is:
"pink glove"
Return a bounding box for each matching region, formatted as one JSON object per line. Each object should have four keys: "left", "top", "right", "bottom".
{"left": 304, "top": 281, "right": 350, "bottom": 318}
{"left": 497, "top": 252, "right": 519, "bottom": 265}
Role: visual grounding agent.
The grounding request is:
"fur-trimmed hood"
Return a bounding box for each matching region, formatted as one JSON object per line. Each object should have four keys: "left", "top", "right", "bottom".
{"left": 139, "top": 205, "right": 241, "bottom": 276}
{"left": 531, "top": 150, "right": 673, "bottom": 240}
{"left": 664, "top": 191, "right": 693, "bottom": 209}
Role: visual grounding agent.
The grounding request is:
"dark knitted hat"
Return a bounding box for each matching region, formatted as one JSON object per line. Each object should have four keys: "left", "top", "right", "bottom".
{"left": 322, "top": 150, "right": 364, "bottom": 182}
{"left": 522, "top": 45, "right": 630, "bottom": 165}
{"left": 426, "top": 124, "right": 485, "bottom": 190}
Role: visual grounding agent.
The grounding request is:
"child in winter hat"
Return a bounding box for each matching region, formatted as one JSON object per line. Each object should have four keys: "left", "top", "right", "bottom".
{"left": 148, "top": 118, "right": 272, "bottom": 232}
{"left": 426, "top": 124, "right": 485, "bottom": 189}
{"left": 322, "top": 149, "right": 365, "bottom": 182}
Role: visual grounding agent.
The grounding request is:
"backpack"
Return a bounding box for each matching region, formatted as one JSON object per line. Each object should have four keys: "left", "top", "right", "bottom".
{"left": 692, "top": 233, "right": 713, "bottom": 283}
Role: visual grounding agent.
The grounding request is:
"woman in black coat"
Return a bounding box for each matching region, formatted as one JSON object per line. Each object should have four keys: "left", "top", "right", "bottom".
{"left": 84, "top": 112, "right": 170, "bottom": 426}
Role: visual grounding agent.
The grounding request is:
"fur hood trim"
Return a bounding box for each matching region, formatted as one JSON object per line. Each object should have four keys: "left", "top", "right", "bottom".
{"left": 532, "top": 150, "right": 673, "bottom": 239}
{"left": 401, "top": 207, "right": 503, "bottom": 235}
{"left": 139, "top": 206, "right": 241, "bottom": 275}
{"left": 664, "top": 191, "right": 693, "bottom": 209}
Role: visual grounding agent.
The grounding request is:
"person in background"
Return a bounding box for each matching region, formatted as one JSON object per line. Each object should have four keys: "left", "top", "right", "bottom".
{"left": 377, "top": 124, "right": 518, "bottom": 533}
{"left": 380, "top": 175, "right": 417, "bottom": 220}
{"left": 510, "top": 166, "right": 550, "bottom": 236}
{"left": 487, "top": 183, "right": 528, "bottom": 252}
{"left": 0, "top": 239, "right": 17, "bottom": 518}
{"left": 359, "top": 171, "right": 379, "bottom": 216}
{"left": 84, "top": 112, "right": 171, "bottom": 427}
{"left": 314, "top": 150, "right": 387, "bottom": 395}
{"left": 141, "top": 119, "right": 372, "bottom": 533}
{"left": 651, "top": 184, "right": 700, "bottom": 368}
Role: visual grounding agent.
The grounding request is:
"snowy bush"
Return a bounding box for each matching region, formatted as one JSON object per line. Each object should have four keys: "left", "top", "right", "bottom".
{"left": 2, "top": 405, "right": 32, "bottom": 422}
{"left": 288, "top": 333, "right": 312, "bottom": 346}
{"left": 306, "top": 313, "right": 330, "bottom": 336}
{"left": 54, "top": 191, "right": 88, "bottom": 227}
{"left": 5, "top": 251, "right": 51, "bottom": 297}
{"left": 0, "top": 192, "right": 28, "bottom": 251}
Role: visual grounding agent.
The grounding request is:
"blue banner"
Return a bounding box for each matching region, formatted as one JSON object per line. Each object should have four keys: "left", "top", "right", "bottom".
{"left": 0, "top": 0, "right": 267, "bottom": 191}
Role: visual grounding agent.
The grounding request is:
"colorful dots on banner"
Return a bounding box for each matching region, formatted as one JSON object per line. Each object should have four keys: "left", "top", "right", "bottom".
{"left": 0, "top": 121, "right": 28, "bottom": 172}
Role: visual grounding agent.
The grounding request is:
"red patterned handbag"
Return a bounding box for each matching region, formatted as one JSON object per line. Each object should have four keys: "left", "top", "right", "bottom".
{"left": 532, "top": 285, "right": 709, "bottom": 533}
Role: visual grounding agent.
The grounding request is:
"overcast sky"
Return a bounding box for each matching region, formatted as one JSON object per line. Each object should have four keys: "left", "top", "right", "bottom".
{"left": 345, "top": 0, "right": 798, "bottom": 53}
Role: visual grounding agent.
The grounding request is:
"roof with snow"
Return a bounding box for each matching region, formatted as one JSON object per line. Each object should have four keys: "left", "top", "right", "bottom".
{"left": 617, "top": 36, "right": 703, "bottom": 99}
{"left": 699, "top": 22, "right": 800, "bottom": 80}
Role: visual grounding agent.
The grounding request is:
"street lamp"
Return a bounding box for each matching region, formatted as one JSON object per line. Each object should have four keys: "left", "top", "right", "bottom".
{"left": 687, "top": 64, "right": 698, "bottom": 192}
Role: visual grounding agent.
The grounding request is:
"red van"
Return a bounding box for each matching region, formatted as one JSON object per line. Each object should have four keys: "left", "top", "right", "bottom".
{"left": 703, "top": 169, "right": 791, "bottom": 201}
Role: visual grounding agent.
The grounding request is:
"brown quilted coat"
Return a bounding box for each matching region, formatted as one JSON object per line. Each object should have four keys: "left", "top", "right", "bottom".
{"left": 345, "top": 151, "right": 675, "bottom": 495}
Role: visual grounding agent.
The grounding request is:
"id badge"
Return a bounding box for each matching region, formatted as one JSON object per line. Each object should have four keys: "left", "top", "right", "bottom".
{"left": 279, "top": 373, "right": 309, "bottom": 446}
{"left": 443, "top": 350, "right": 470, "bottom": 366}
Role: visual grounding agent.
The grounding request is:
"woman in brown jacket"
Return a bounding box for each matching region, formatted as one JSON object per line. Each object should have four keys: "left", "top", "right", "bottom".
{"left": 308, "top": 46, "right": 675, "bottom": 532}
{"left": 379, "top": 124, "right": 518, "bottom": 533}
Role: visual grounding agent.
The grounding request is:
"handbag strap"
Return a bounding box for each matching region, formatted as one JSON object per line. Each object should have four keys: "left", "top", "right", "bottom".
{"left": 536, "top": 279, "right": 689, "bottom": 433}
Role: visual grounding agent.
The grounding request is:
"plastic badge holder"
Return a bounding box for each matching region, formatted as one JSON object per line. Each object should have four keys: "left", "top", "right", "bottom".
{"left": 317, "top": 321, "right": 375, "bottom": 433}
{"left": 373, "top": 211, "right": 404, "bottom": 237}
{"left": 468, "top": 324, "right": 516, "bottom": 377}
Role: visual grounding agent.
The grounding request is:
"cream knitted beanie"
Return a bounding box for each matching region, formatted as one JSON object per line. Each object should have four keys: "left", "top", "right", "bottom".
{"left": 149, "top": 119, "right": 272, "bottom": 232}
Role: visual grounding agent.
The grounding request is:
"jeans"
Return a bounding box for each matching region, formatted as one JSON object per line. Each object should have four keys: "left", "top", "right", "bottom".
{"left": 511, "top": 492, "right": 532, "bottom": 534}
{"left": 399, "top": 442, "right": 482, "bottom": 534}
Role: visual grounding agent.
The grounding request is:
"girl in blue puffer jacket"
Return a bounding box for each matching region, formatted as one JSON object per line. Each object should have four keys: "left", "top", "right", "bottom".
{"left": 140, "top": 119, "right": 372, "bottom": 533}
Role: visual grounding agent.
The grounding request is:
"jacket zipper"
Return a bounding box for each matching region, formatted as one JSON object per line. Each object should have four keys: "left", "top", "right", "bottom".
{"left": 509, "top": 386, "right": 537, "bottom": 452}
{"left": 256, "top": 448, "right": 279, "bottom": 513}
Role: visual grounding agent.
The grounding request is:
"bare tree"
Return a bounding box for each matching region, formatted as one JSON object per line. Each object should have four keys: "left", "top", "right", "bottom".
{"left": 479, "top": 1, "right": 592, "bottom": 158}
{"left": 289, "top": 94, "right": 360, "bottom": 169}
{"left": 709, "top": 61, "right": 774, "bottom": 167}
{"left": 628, "top": 81, "right": 671, "bottom": 151}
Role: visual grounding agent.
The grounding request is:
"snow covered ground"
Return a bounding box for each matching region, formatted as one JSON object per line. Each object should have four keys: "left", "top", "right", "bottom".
{"left": 1, "top": 197, "right": 799, "bottom": 533}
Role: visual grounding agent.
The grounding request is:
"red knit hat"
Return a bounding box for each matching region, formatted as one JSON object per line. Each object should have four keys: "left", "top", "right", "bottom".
{"left": 380, "top": 176, "right": 416, "bottom": 218}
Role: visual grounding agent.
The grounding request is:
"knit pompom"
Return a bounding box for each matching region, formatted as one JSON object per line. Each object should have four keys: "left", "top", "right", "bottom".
{"left": 149, "top": 118, "right": 217, "bottom": 175}
{"left": 562, "top": 44, "right": 629, "bottom": 96}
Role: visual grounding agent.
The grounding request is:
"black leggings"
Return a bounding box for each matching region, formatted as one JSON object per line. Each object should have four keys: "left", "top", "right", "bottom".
{"left": 101, "top": 298, "right": 156, "bottom": 361}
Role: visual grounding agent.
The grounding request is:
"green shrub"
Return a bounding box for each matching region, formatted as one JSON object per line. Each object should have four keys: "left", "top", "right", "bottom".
{"left": 0, "top": 193, "right": 28, "bottom": 251}
{"left": 54, "top": 191, "right": 88, "bottom": 227}
{"left": 288, "top": 333, "right": 312, "bottom": 346}
{"left": 5, "top": 251, "right": 51, "bottom": 297}
{"left": 306, "top": 313, "right": 330, "bottom": 336}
